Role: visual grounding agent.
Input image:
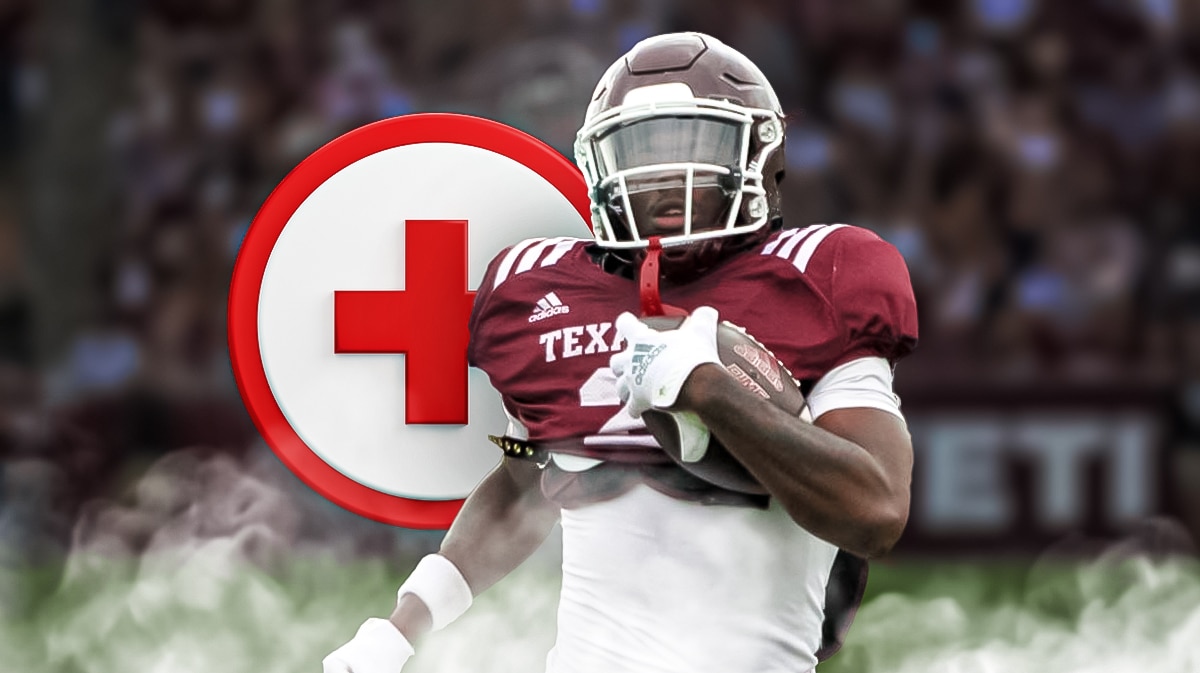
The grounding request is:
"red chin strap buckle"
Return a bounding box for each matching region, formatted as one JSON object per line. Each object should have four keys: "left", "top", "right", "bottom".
{"left": 639, "top": 236, "right": 688, "bottom": 318}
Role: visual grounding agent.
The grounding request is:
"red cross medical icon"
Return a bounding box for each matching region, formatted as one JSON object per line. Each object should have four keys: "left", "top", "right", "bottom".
{"left": 228, "top": 114, "right": 590, "bottom": 528}
{"left": 334, "top": 220, "right": 475, "bottom": 425}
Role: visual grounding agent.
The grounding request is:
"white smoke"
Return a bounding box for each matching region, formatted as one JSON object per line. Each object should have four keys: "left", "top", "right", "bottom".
{"left": 0, "top": 445, "right": 562, "bottom": 673}
{"left": 833, "top": 554, "right": 1200, "bottom": 673}
{"left": 3, "top": 445, "right": 1199, "bottom": 673}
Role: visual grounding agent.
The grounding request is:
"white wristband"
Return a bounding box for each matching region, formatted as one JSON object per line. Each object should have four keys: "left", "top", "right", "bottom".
{"left": 396, "top": 554, "right": 473, "bottom": 632}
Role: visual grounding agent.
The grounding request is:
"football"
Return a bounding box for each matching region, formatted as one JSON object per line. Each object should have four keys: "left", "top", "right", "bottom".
{"left": 639, "top": 316, "right": 806, "bottom": 495}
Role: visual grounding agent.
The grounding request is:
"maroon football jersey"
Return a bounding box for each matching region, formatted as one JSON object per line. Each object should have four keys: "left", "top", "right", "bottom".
{"left": 468, "top": 223, "right": 918, "bottom": 461}
{"left": 467, "top": 224, "right": 916, "bottom": 661}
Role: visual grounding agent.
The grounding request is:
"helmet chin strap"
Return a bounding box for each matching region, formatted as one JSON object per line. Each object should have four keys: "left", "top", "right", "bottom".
{"left": 639, "top": 236, "right": 689, "bottom": 318}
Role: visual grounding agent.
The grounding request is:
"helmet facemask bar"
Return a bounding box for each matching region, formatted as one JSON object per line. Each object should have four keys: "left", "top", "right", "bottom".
{"left": 576, "top": 98, "right": 781, "bottom": 249}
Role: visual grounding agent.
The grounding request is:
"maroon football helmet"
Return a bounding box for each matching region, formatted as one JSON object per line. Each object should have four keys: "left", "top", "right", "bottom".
{"left": 574, "top": 32, "right": 787, "bottom": 278}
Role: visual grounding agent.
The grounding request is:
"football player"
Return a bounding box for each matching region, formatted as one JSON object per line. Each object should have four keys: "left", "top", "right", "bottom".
{"left": 324, "top": 32, "right": 917, "bottom": 673}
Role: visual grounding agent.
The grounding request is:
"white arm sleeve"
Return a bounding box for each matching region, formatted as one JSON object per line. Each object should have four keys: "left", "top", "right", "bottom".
{"left": 806, "top": 356, "right": 904, "bottom": 421}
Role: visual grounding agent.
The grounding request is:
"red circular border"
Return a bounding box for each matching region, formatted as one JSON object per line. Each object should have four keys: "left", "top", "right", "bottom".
{"left": 228, "top": 114, "right": 590, "bottom": 529}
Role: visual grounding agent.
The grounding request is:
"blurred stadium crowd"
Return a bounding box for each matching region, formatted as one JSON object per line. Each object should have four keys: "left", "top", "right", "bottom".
{"left": 1, "top": 0, "right": 1199, "bottom": 597}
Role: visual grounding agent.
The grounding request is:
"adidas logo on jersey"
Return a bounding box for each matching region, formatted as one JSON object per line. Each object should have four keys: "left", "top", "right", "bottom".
{"left": 529, "top": 292, "right": 570, "bottom": 323}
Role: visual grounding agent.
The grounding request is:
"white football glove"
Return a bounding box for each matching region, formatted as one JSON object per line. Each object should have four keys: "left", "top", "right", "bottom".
{"left": 322, "top": 618, "right": 415, "bottom": 673}
{"left": 609, "top": 306, "right": 723, "bottom": 419}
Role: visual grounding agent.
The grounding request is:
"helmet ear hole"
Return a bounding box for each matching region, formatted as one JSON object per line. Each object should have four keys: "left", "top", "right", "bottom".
{"left": 747, "top": 196, "right": 768, "bottom": 219}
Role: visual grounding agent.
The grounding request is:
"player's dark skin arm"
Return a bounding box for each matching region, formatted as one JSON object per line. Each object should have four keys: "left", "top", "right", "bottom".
{"left": 388, "top": 457, "right": 559, "bottom": 640}
{"left": 676, "top": 364, "right": 912, "bottom": 559}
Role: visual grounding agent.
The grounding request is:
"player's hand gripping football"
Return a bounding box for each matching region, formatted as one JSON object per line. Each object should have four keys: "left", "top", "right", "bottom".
{"left": 609, "top": 306, "right": 723, "bottom": 419}
{"left": 322, "top": 617, "right": 414, "bottom": 673}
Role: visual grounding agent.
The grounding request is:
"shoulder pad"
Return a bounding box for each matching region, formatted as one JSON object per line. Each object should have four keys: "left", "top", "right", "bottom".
{"left": 758, "top": 224, "right": 852, "bottom": 274}
{"left": 490, "top": 237, "right": 588, "bottom": 289}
